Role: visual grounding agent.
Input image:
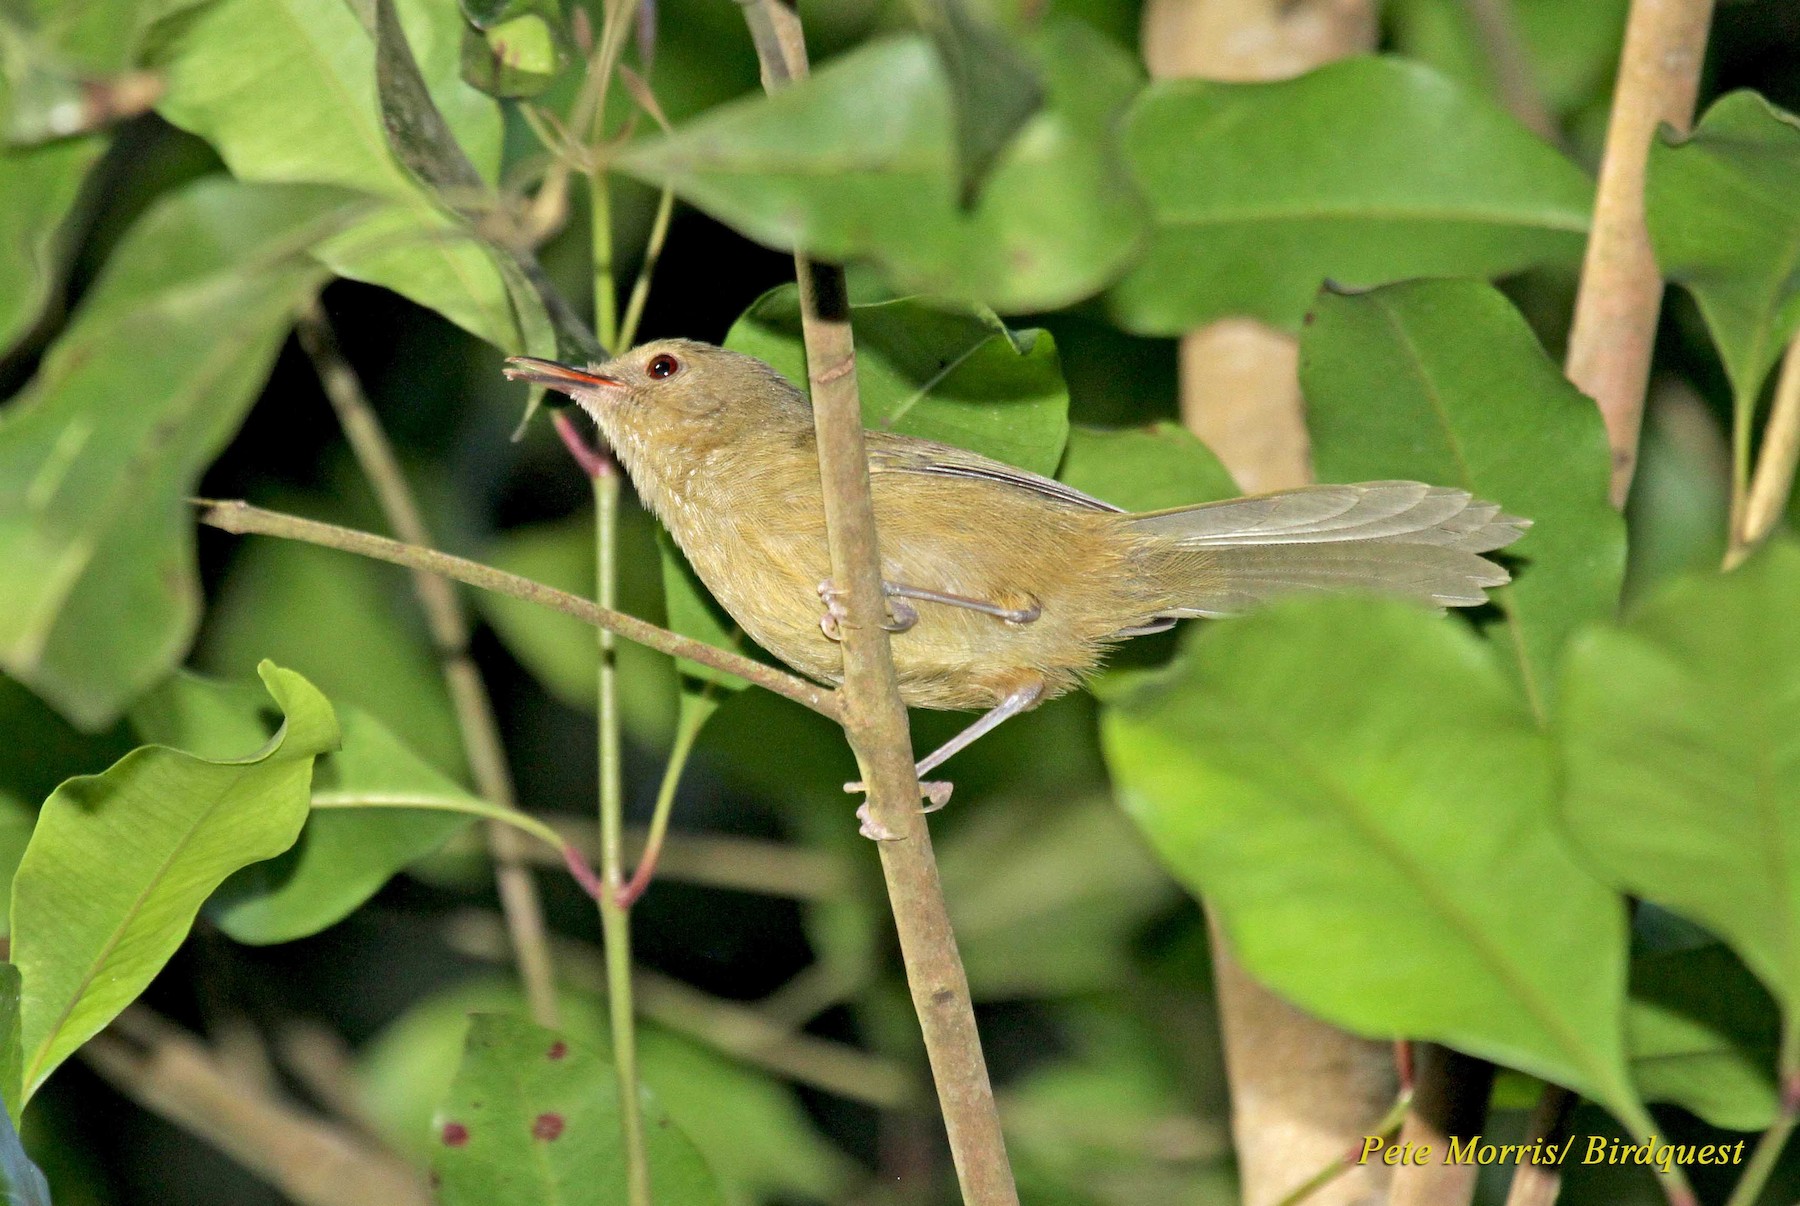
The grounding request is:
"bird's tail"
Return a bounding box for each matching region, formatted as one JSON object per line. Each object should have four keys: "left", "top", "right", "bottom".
{"left": 1124, "top": 481, "right": 1529, "bottom": 618}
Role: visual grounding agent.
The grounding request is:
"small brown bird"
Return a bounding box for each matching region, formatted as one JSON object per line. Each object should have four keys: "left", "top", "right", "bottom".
{"left": 506, "top": 340, "right": 1526, "bottom": 826}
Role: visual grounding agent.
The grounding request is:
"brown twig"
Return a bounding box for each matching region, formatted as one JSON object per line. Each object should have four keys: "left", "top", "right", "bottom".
{"left": 1728, "top": 332, "right": 1800, "bottom": 567}
{"left": 194, "top": 500, "right": 841, "bottom": 718}
{"left": 83, "top": 1008, "right": 429, "bottom": 1206}
{"left": 296, "top": 300, "right": 560, "bottom": 1030}
{"left": 1564, "top": 0, "right": 1717, "bottom": 506}
{"left": 1143, "top": 4, "right": 1399, "bottom": 1202}
{"left": 739, "top": 5, "right": 1019, "bottom": 1202}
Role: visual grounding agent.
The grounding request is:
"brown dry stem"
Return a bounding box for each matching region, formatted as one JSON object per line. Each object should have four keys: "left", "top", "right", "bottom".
{"left": 1565, "top": 0, "right": 1717, "bottom": 505}
{"left": 739, "top": 4, "right": 1019, "bottom": 1202}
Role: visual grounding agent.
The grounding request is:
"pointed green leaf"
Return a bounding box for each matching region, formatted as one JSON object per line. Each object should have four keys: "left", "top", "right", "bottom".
{"left": 1646, "top": 91, "right": 1800, "bottom": 409}
{"left": 0, "top": 178, "right": 359, "bottom": 728}
{"left": 618, "top": 22, "right": 1146, "bottom": 313}
{"left": 0, "top": 139, "right": 105, "bottom": 359}
{"left": 149, "top": 0, "right": 525, "bottom": 346}
{"left": 1628, "top": 940, "right": 1780, "bottom": 1131}
{"left": 432, "top": 1013, "right": 722, "bottom": 1206}
{"left": 1300, "top": 279, "right": 1626, "bottom": 714}
{"left": 726, "top": 286, "right": 1071, "bottom": 475}
{"left": 914, "top": 0, "right": 1044, "bottom": 203}
{"left": 12, "top": 662, "right": 337, "bottom": 1101}
{"left": 1103, "top": 597, "right": 1639, "bottom": 1116}
{"left": 129, "top": 671, "right": 472, "bottom": 945}
{"left": 1562, "top": 541, "right": 1800, "bottom": 1072}
{"left": 1109, "top": 57, "right": 1593, "bottom": 333}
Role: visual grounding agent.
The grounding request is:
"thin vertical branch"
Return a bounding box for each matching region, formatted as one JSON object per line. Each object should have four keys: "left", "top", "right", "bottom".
{"left": 1727, "top": 331, "right": 1800, "bottom": 568}
{"left": 296, "top": 301, "right": 560, "bottom": 1030}
{"left": 1388, "top": 1045, "right": 1496, "bottom": 1206}
{"left": 1503, "top": 1086, "right": 1577, "bottom": 1206}
{"left": 739, "top": 5, "right": 1019, "bottom": 1203}
{"left": 1565, "top": 0, "right": 1717, "bottom": 506}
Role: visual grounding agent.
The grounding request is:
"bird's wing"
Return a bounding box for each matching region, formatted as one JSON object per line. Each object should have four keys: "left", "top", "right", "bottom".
{"left": 865, "top": 432, "right": 1123, "bottom": 513}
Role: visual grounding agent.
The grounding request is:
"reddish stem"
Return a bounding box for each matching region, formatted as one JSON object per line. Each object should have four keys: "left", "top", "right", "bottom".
{"left": 553, "top": 409, "right": 617, "bottom": 479}
{"left": 562, "top": 843, "right": 606, "bottom": 902}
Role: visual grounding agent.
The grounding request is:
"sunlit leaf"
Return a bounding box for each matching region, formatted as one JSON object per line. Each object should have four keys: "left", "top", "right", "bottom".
{"left": 129, "top": 671, "right": 471, "bottom": 945}
{"left": 0, "top": 178, "right": 357, "bottom": 728}
{"left": 12, "top": 662, "right": 337, "bottom": 1100}
{"left": 1562, "top": 541, "right": 1800, "bottom": 1071}
{"left": 1109, "top": 57, "right": 1592, "bottom": 333}
{"left": 1300, "top": 279, "right": 1625, "bottom": 714}
{"left": 1104, "top": 597, "right": 1640, "bottom": 1116}
{"left": 619, "top": 21, "right": 1146, "bottom": 313}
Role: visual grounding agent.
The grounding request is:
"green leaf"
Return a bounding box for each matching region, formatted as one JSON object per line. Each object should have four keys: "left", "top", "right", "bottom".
{"left": 1109, "top": 57, "right": 1593, "bottom": 333}
{"left": 359, "top": 981, "right": 847, "bottom": 1205}
{"left": 618, "top": 21, "right": 1146, "bottom": 313}
{"left": 12, "top": 662, "right": 337, "bottom": 1100}
{"left": 432, "top": 1014, "right": 722, "bottom": 1206}
{"left": 726, "top": 286, "right": 1071, "bottom": 475}
{"left": 1103, "top": 597, "right": 1638, "bottom": 1116}
{"left": 149, "top": 0, "right": 524, "bottom": 346}
{"left": 1300, "top": 279, "right": 1625, "bottom": 715}
{"left": 0, "top": 139, "right": 105, "bottom": 358}
{"left": 0, "top": 177, "right": 357, "bottom": 729}
{"left": 1561, "top": 541, "right": 1800, "bottom": 1071}
{"left": 1646, "top": 91, "right": 1800, "bottom": 410}
{"left": 0, "top": 962, "right": 19, "bottom": 1118}
{"left": 914, "top": 0, "right": 1044, "bottom": 203}
{"left": 1628, "top": 940, "right": 1780, "bottom": 1131}
{"left": 1387, "top": 0, "right": 1629, "bottom": 121}
{"left": 458, "top": 0, "right": 570, "bottom": 99}
{"left": 129, "top": 671, "right": 472, "bottom": 945}
{"left": 1055, "top": 421, "right": 1237, "bottom": 511}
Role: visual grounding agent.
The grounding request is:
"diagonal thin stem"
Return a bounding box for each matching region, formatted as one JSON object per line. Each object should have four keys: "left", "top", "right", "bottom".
{"left": 740, "top": 5, "right": 1018, "bottom": 1203}
{"left": 193, "top": 500, "right": 842, "bottom": 719}
{"left": 1727, "top": 331, "right": 1800, "bottom": 568}
{"left": 295, "top": 300, "right": 560, "bottom": 1030}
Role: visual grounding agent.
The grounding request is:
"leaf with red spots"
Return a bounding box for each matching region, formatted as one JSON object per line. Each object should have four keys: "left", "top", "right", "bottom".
{"left": 432, "top": 1013, "right": 721, "bottom": 1205}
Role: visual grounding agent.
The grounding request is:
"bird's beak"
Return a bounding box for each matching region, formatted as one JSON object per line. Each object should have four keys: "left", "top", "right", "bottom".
{"left": 502, "top": 356, "right": 624, "bottom": 394}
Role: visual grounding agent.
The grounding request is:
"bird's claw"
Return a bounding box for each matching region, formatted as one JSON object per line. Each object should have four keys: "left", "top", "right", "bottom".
{"left": 848, "top": 779, "right": 953, "bottom": 841}
{"left": 817, "top": 580, "right": 917, "bottom": 640}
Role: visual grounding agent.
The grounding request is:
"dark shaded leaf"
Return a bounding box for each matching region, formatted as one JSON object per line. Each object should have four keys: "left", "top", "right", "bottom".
{"left": 913, "top": 0, "right": 1044, "bottom": 204}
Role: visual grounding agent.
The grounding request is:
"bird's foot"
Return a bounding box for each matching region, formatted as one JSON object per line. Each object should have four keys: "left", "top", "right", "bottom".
{"left": 817, "top": 580, "right": 918, "bottom": 641}
{"left": 849, "top": 780, "right": 954, "bottom": 841}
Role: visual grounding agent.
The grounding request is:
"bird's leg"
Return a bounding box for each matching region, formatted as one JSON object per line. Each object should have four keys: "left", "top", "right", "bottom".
{"left": 817, "top": 580, "right": 918, "bottom": 641}
{"left": 848, "top": 681, "right": 1045, "bottom": 840}
{"left": 882, "top": 582, "right": 1042, "bottom": 625}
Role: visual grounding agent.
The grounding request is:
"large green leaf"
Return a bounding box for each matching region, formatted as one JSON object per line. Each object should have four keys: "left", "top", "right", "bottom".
{"left": 432, "top": 1013, "right": 722, "bottom": 1206}
{"left": 1561, "top": 541, "right": 1800, "bottom": 1073}
{"left": 11, "top": 662, "right": 337, "bottom": 1101}
{"left": 1646, "top": 91, "right": 1800, "bottom": 411}
{"left": 148, "top": 0, "right": 524, "bottom": 346}
{"left": 1109, "top": 56, "right": 1593, "bottom": 333}
{"left": 726, "top": 286, "right": 1071, "bottom": 475}
{"left": 618, "top": 21, "right": 1146, "bottom": 313}
{"left": 0, "top": 177, "right": 356, "bottom": 728}
{"left": 1103, "top": 597, "right": 1639, "bottom": 1117}
{"left": 1300, "top": 280, "right": 1625, "bottom": 715}
{"left": 129, "top": 671, "right": 471, "bottom": 946}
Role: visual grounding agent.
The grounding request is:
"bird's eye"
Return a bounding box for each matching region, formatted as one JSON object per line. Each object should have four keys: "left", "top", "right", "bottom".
{"left": 646, "top": 353, "right": 680, "bottom": 380}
